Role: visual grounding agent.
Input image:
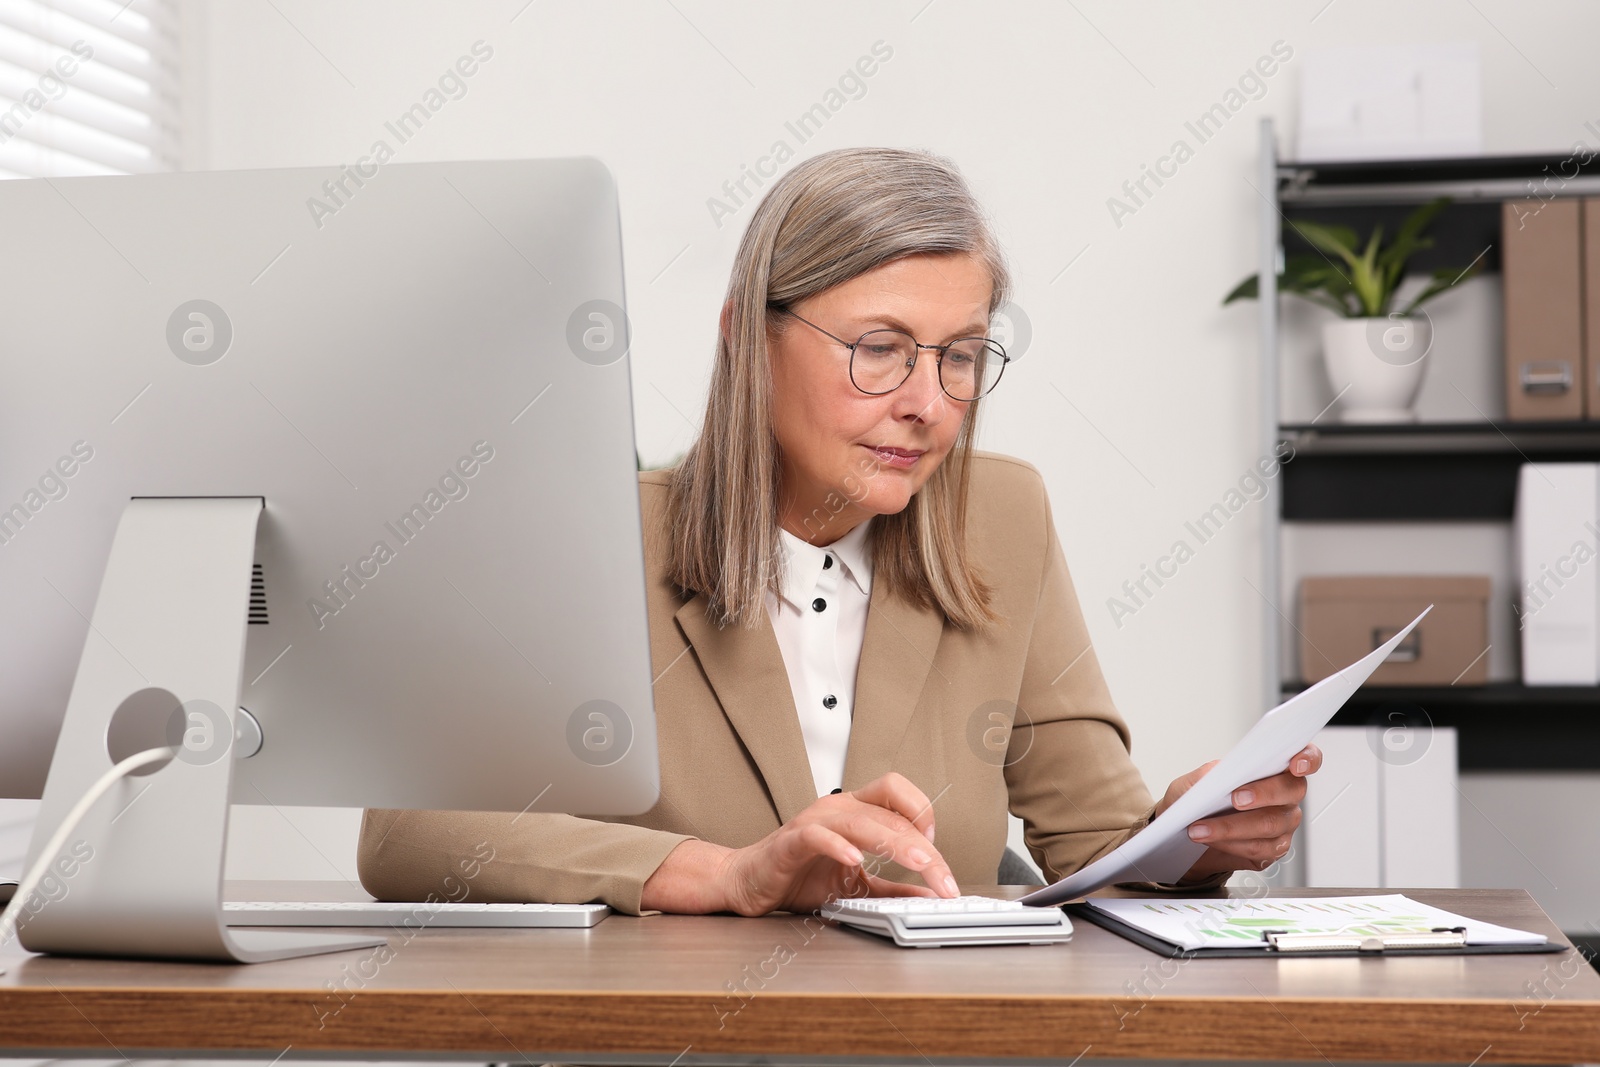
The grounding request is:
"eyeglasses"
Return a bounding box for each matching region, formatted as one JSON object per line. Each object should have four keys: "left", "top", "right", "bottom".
{"left": 772, "top": 306, "right": 1009, "bottom": 402}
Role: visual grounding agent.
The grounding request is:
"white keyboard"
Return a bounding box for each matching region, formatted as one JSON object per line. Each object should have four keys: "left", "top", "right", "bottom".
{"left": 224, "top": 900, "right": 609, "bottom": 928}
{"left": 822, "top": 895, "right": 1072, "bottom": 948}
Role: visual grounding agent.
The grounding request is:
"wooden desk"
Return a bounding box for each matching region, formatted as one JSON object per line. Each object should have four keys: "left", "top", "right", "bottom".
{"left": 1, "top": 884, "right": 1596, "bottom": 1064}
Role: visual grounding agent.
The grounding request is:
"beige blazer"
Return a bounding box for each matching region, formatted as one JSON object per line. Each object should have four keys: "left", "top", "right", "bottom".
{"left": 358, "top": 451, "right": 1173, "bottom": 914}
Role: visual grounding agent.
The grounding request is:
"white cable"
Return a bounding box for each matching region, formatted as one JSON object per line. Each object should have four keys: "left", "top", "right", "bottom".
{"left": 0, "top": 745, "right": 176, "bottom": 974}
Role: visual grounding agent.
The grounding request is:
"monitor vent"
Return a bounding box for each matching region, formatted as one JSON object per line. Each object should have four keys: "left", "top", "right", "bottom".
{"left": 250, "top": 563, "right": 268, "bottom": 625}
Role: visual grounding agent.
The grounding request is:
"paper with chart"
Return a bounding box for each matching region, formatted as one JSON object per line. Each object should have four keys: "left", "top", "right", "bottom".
{"left": 1020, "top": 606, "right": 1433, "bottom": 907}
{"left": 1082, "top": 894, "right": 1546, "bottom": 952}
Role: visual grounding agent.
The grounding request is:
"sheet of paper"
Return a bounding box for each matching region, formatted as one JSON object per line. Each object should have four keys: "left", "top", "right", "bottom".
{"left": 1083, "top": 894, "right": 1546, "bottom": 952}
{"left": 1021, "top": 606, "right": 1432, "bottom": 906}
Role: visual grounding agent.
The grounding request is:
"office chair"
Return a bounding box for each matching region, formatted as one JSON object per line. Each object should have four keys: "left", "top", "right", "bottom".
{"left": 998, "top": 845, "right": 1044, "bottom": 887}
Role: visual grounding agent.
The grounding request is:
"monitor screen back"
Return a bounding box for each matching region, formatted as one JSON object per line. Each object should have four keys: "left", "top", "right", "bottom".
{"left": 0, "top": 158, "right": 659, "bottom": 817}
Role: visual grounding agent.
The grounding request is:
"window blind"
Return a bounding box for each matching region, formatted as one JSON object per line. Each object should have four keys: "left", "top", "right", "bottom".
{"left": 0, "top": 0, "right": 179, "bottom": 179}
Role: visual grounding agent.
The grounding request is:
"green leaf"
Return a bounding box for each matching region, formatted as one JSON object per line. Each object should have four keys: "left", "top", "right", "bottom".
{"left": 1223, "top": 274, "right": 1260, "bottom": 304}
{"left": 1399, "top": 263, "right": 1481, "bottom": 316}
{"left": 1378, "top": 198, "right": 1450, "bottom": 274}
{"left": 1284, "top": 264, "right": 1350, "bottom": 296}
{"left": 1288, "top": 220, "right": 1362, "bottom": 267}
{"left": 1353, "top": 226, "right": 1386, "bottom": 315}
{"left": 1223, "top": 268, "right": 1349, "bottom": 315}
{"left": 1224, "top": 199, "right": 1466, "bottom": 318}
{"left": 1284, "top": 263, "right": 1360, "bottom": 315}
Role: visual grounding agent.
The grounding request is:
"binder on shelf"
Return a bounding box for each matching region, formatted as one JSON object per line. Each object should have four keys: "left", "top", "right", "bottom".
{"left": 1502, "top": 199, "right": 1584, "bottom": 421}
{"left": 1304, "top": 725, "right": 1461, "bottom": 888}
{"left": 1514, "top": 463, "right": 1600, "bottom": 684}
{"left": 1585, "top": 199, "right": 1600, "bottom": 419}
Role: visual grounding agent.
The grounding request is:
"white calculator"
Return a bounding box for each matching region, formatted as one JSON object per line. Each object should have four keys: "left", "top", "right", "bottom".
{"left": 821, "top": 895, "right": 1073, "bottom": 948}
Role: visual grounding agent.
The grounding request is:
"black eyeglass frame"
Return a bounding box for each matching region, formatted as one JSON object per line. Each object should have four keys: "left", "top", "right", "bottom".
{"left": 770, "top": 305, "right": 1010, "bottom": 402}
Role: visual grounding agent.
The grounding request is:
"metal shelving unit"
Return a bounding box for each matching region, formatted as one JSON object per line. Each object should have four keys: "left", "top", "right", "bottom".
{"left": 1255, "top": 118, "right": 1600, "bottom": 767}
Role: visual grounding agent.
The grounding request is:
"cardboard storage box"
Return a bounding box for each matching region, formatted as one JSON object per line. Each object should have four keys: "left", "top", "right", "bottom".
{"left": 1299, "top": 575, "right": 1491, "bottom": 686}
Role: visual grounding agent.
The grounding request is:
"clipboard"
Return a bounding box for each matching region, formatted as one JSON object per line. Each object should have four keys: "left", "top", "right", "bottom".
{"left": 1066, "top": 902, "right": 1567, "bottom": 958}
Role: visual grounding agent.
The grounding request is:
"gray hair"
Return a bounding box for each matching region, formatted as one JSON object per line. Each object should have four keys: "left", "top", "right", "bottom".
{"left": 665, "top": 147, "right": 1010, "bottom": 630}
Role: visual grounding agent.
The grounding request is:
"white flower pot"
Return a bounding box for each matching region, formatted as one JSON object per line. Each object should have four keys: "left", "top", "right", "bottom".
{"left": 1321, "top": 316, "right": 1432, "bottom": 424}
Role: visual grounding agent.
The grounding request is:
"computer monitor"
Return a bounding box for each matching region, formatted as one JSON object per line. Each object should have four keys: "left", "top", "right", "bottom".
{"left": 0, "top": 159, "right": 659, "bottom": 963}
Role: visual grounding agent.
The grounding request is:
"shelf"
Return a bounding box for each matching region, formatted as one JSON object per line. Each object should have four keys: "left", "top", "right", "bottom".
{"left": 1285, "top": 683, "right": 1600, "bottom": 771}
{"left": 1282, "top": 420, "right": 1600, "bottom": 447}
{"left": 1278, "top": 152, "right": 1600, "bottom": 206}
{"left": 1277, "top": 422, "right": 1600, "bottom": 521}
{"left": 1273, "top": 152, "right": 1600, "bottom": 272}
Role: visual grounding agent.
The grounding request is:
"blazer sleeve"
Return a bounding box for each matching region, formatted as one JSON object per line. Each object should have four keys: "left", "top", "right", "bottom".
{"left": 357, "top": 808, "right": 692, "bottom": 916}
{"left": 1001, "top": 468, "right": 1227, "bottom": 891}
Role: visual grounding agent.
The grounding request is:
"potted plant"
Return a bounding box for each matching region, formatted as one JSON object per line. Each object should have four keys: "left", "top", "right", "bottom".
{"left": 1225, "top": 197, "right": 1481, "bottom": 423}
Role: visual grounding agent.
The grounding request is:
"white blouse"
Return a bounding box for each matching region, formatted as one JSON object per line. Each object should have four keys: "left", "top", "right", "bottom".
{"left": 763, "top": 517, "right": 874, "bottom": 797}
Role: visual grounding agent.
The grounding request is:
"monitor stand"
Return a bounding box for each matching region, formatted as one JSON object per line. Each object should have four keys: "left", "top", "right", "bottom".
{"left": 19, "top": 497, "right": 382, "bottom": 963}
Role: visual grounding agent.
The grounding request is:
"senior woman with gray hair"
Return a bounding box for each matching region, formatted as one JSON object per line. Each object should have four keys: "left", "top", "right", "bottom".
{"left": 358, "top": 146, "right": 1321, "bottom": 915}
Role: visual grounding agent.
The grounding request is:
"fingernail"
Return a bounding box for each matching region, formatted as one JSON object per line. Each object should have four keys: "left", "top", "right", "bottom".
{"left": 908, "top": 847, "right": 932, "bottom": 866}
{"left": 846, "top": 848, "right": 864, "bottom": 865}
{"left": 1294, "top": 759, "right": 1309, "bottom": 774}
{"left": 1189, "top": 824, "right": 1211, "bottom": 840}
{"left": 926, "top": 825, "right": 936, "bottom": 844}
{"left": 1235, "top": 789, "right": 1255, "bottom": 807}
{"left": 942, "top": 874, "right": 959, "bottom": 896}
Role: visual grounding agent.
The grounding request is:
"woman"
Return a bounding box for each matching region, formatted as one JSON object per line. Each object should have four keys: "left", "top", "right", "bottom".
{"left": 358, "top": 147, "right": 1320, "bottom": 915}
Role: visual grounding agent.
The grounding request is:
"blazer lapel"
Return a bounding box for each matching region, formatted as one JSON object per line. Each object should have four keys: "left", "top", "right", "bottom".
{"left": 674, "top": 595, "right": 820, "bottom": 824}
{"left": 840, "top": 579, "right": 946, "bottom": 790}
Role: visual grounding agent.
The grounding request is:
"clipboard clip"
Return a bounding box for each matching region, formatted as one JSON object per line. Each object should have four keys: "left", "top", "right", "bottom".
{"left": 1261, "top": 927, "right": 1468, "bottom": 953}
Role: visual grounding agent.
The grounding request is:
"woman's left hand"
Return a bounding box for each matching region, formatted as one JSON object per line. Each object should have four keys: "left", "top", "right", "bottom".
{"left": 1154, "top": 743, "right": 1323, "bottom": 883}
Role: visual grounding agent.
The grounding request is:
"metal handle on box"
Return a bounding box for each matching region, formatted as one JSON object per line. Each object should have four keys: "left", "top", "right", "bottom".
{"left": 1521, "top": 361, "right": 1573, "bottom": 395}
{"left": 1372, "top": 626, "right": 1421, "bottom": 662}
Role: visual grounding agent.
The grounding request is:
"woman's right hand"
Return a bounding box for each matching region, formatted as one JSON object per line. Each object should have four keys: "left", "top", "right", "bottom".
{"left": 640, "top": 772, "right": 960, "bottom": 916}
